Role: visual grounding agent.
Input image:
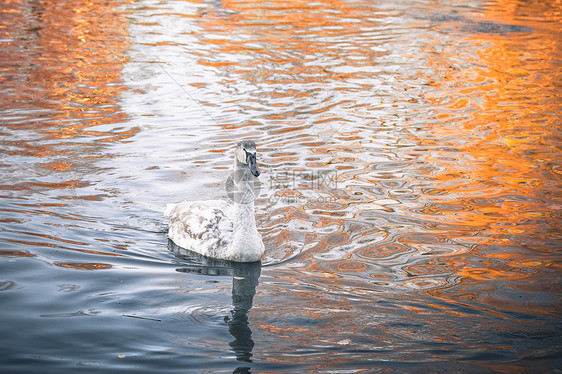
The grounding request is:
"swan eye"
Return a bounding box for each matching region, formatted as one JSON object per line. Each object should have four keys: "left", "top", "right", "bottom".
{"left": 243, "top": 149, "right": 255, "bottom": 158}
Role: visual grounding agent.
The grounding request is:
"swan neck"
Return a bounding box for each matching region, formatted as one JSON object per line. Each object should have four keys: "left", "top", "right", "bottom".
{"left": 232, "top": 161, "right": 258, "bottom": 205}
{"left": 233, "top": 200, "right": 256, "bottom": 231}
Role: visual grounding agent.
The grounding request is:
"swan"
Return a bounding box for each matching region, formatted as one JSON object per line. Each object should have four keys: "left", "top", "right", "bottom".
{"left": 164, "top": 140, "right": 265, "bottom": 262}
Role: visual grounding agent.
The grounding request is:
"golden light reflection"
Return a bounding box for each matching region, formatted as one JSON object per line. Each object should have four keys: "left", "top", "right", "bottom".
{"left": 0, "top": 0, "right": 135, "bottom": 263}
{"left": 192, "top": 0, "right": 562, "bottom": 326}
{"left": 55, "top": 262, "right": 112, "bottom": 270}
{"left": 193, "top": 0, "right": 387, "bottom": 124}
{"left": 411, "top": 1, "right": 562, "bottom": 313}
{"left": 0, "top": 249, "right": 36, "bottom": 258}
{"left": 0, "top": 0, "right": 136, "bottom": 171}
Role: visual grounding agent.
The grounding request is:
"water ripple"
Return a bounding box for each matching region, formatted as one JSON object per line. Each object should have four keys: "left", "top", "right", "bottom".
{"left": 1, "top": 0, "right": 561, "bottom": 371}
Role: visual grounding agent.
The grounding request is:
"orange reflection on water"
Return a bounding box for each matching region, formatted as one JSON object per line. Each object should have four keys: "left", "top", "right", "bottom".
{"left": 414, "top": 1, "right": 562, "bottom": 314}
{"left": 193, "top": 0, "right": 387, "bottom": 128}
{"left": 55, "top": 262, "right": 112, "bottom": 270}
{"left": 0, "top": 0, "right": 136, "bottom": 166}
{"left": 0, "top": 249, "right": 36, "bottom": 258}
{"left": 0, "top": 0, "right": 135, "bottom": 261}
{"left": 191, "top": 0, "right": 562, "bottom": 325}
{"left": 419, "top": 7, "right": 561, "bottom": 232}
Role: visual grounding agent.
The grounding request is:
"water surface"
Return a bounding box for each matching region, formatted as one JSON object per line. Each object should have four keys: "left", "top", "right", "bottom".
{"left": 0, "top": 0, "right": 560, "bottom": 372}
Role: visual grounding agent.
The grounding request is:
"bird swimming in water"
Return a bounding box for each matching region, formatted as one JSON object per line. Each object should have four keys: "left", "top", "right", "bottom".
{"left": 165, "top": 140, "right": 264, "bottom": 262}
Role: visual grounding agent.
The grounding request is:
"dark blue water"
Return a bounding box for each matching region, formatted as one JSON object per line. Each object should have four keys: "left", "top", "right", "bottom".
{"left": 1, "top": 0, "right": 561, "bottom": 372}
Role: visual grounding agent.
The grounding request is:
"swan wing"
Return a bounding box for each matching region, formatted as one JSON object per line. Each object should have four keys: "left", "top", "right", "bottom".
{"left": 165, "top": 200, "right": 233, "bottom": 258}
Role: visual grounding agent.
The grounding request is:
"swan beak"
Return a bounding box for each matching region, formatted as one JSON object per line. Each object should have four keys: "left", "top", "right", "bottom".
{"left": 247, "top": 153, "right": 260, "bottom": 177}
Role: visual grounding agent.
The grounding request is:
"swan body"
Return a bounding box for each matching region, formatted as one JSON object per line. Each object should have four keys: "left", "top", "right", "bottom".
{"left": 165, "top": 140, "right": 265, "bottom": 262}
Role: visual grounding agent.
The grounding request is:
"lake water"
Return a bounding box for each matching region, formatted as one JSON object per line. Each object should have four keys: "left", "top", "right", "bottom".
{"left": 1, "top": 0, "right": 560, "bottom": 372}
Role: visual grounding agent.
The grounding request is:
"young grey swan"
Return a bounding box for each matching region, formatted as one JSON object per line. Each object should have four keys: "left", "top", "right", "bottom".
{"left": 165, "top": 140, "right": 264, "bottom": 262}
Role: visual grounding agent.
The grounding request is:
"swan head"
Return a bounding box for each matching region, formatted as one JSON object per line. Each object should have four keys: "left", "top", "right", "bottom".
{"left": 236, "top": 140, "right": 260, "bottom": 177}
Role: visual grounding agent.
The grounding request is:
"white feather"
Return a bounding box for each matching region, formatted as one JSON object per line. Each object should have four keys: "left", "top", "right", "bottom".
{"left": 165, "top": 200, "right": 233, "bottom": 259}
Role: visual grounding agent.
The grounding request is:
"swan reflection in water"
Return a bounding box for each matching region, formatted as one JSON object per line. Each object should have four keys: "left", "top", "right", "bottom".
{"left": 170, "top": 241, "right": 261, "bottom": 363}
